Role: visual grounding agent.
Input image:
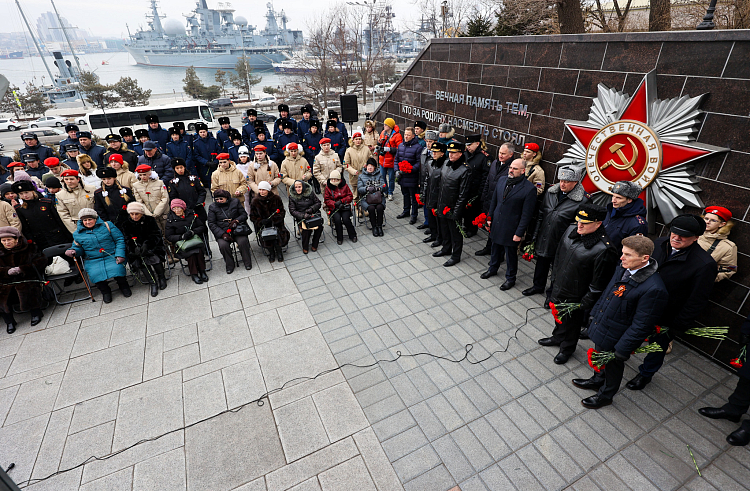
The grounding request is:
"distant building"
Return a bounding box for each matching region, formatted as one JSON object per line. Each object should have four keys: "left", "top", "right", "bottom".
{"left": 36, "top": 11, "right": 79, "bottom": 43}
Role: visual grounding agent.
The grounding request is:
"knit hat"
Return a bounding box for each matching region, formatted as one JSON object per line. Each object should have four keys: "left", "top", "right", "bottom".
{"left": 109, "top": 154, "right": 124, "bottom": 165}
{"left": 610, "top": 181, "right": 642, "bottom": 200}
{"left": 13, "top": 170, "right": 32, "bottom": 182}
{"left": 557, "top": 165, "right": 580, "bottom": 182}
{"left": 0, "top": 226, "right": 21, "bottom": 239}
{"left": 258, "top": 181, "right": 272, "bottom": 192}
{"left": 127, "top": 202, "right": 146, "bottom": 214}
{"left": 0, "top": 183, "right": 13, "bottom": 196}
{"left": 384, "top": 118, "right": 395, "bottom": 129}
{"left": 425, "top": 130, "right": 439, "bottom": 141}
{"left": 238, "top": 146, "right": 250, "bottom": 156}
{"left": 213, "top": 189, "right": 231, "bottom": 200}
{"left": 329, "top": 169, "right": 342, "bottom": 180}
{"left": 77, "top": 208, "right": 98, "bottom": 220}
{"left": 170, "top": 198, "right": 187, "bottom": 211}
{"left": 46, "top": 176, "right": 62, "bottom": 189}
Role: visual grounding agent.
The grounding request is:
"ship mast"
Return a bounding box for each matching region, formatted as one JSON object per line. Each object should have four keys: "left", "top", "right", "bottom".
{"left": 50, "top": 0, "right": 84, "bottom": 77}
{"left": 15, "top": 0, "right": 56, "bottom": 85}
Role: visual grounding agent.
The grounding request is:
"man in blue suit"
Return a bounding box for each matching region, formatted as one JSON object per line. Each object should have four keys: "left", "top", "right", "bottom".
{"left": 484, "top": 158, "right": 537, "bottom": 290}
{"left": 146, "top": 114, "right": 170, "bottom": 151}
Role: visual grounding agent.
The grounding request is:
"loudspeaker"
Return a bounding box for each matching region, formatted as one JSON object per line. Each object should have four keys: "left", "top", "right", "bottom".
{"left": 339, "top": 94, "right": 358, "bottom": 123}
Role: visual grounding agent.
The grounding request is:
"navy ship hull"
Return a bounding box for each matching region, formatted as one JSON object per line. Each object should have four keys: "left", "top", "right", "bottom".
{"left": 125, "top": 47, "right": 289, "bottom": 69}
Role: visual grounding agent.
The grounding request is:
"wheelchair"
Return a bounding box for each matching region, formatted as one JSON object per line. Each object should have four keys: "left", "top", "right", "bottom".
{"left": 40, "top": 243, "right": 93, "bottom": 305}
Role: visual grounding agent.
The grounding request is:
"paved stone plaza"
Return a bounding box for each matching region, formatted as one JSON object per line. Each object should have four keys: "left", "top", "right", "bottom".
{"left": 0, "top": 196, "right": 749, "bottom": 491}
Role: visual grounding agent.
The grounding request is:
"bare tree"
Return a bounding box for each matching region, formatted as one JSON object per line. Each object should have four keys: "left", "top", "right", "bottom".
{"left": 649, "top": 0, "right": 671, "bottom": 30}
{"left": 409, "top": 0, "right": 474, "bottom": 38}
{"left": 557, "top": 0, "right": 586, "bottom": 33}
{"left": 588, "top": 0, "right": 634, "bottom": 31}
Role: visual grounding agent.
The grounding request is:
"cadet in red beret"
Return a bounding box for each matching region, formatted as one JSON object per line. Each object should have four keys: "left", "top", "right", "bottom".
{"left": 699, "top": 205, "right": 737, "bottom": 282}
{"left": 521, "top": 142, "right": 544, "bottom": 195}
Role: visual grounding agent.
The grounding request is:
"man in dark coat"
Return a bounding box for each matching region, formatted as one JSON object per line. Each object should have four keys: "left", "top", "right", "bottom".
{"left": 61, "top": 144, "right": 80, "bottom": 170}
{"left": 462, "top": 134, "right": 489, "bottom": 237}
{"left": 242, "top": 109, "right": 270, "bottom": 144}
{"left": 275, "top": 120, "right": 300, "bottom": 159}
{"left": 483, "top": 158, "right": 536, "bottom": 290}
{"left": 146, "top": 114, "right": 169, "bottom": 151}
{"left": 539, "top": 204, "right": 618, "bottom": 364}
{"left": 328, "top": 110, "right": 349, "bottom": 142}
{"left": 138, "top": 141, "right": 173, "bottom": 182}
{"left": 216, "top": 116, "right": 235, "bottom": 149}
{"left": 573, "top": 235, "right": 669, "bottom": 409}
{"left": 58, "top": 123, "right": 79, "bottom": 150}
{"left": 297, "top": 104, "right": 317, "bottom": 141}
{"left": 699, "top": 312, "right": 750, "bottom": 446}
{"left": 626, "top": 214, "right": 717, "bottom": 391}
{"left": 394, "top": 127, "right": 423, "bottom": 225}
{"left": 19, "top": 133, "right": 55, "bottom": 163}
{"left": 523, "top": 165, "right": 589, "bottom": 299}
{"left": 433, "top": 141, "right": 470, "bottom": 267}
{"left": 132, "top": 129, "right": 149, "bottom": 156}
{"left": 603, "top": 180, "right": 648, "bottom": 252}
{"left": 167, "top": 158, "right": 207, "bottom": 222}
{"left": 103, "top": 133, "right": 139, "bottom": 168}
{"left": 119, "top": 127, "right": 141, "bottom": 155}
{"left": 476, "top": 143, "right": 515, "bottom": 256}
{"left": 418, "top": 130, "right": 438, "bottom": 230}
{"left": 166, "top": 128, "right": 195, "bottom": 174}
{"left": 23, "top": 153, "right": 47, "bottom": 181}
{"left": 77, "top": 131, "right": 106, "bottom": 167}
{"left": 324, "top": 120, "right": 347, "bottom": 162}
{"left": 192, "top": 123, "right": 221, "bottom": 187}
{"left": 422, "top": 141, "right": 446, "bottom": 246}
{"left": 273, "top": 104, "right": 298, "bottom": 138}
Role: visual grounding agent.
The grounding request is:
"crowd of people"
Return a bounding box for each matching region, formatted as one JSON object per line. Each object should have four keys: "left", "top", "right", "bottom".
{"left": 0, "top": 106, "right": 747, "bottom": 446}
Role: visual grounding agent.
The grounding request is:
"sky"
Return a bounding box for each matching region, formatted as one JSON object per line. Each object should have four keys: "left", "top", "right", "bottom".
{"left": 2, "top": 0, "right": 422, "bottom": 38}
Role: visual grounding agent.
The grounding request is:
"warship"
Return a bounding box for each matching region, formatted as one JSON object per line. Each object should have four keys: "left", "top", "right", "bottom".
{"left": 124, "top": 0, "right": 303, "bottom": 69}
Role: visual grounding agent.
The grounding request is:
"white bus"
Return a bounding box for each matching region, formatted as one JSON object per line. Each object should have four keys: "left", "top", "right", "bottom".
{"left": 84, "top": 101, "right": 217, "bottom": 138}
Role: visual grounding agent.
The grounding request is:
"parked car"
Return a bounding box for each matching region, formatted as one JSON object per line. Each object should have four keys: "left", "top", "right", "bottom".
{"left": 29, "top": 115, "right": 69, "bottom": 128}
{"left": 250, "top": 95, "right": 278, "bottom": 108}
{"left": 242, "top": 109, "right": 276, "bottom": 126}
{"left": 209, "top": 98, "right": 233, "bottom": 110}
{"left": 33, "top": 127, "right": 67, "bottom": 147}
{"left": 0, "top": 118, "right": 27, "bottom": 132}
{"left": 367, "top": 83, "right": 393, "bottom": 95}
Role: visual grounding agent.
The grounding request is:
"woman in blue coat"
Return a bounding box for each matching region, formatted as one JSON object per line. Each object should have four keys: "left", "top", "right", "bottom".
{"left": 66, "top": 208, "right": 131, "bottom": 304}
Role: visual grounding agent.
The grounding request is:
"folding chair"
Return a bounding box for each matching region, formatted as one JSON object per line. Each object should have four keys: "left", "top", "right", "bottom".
{"left": 42, "top": 243, "right": 93, "bottom": 305}
{"left": 176, "top": 235, "right": 213, "bottom": 276}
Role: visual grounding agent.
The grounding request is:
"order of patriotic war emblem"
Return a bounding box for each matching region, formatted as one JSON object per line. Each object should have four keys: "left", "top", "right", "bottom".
{"left": 586, "top": 120, "right": 661, "bottom": 193}
{"left": 557, "top": 70, "right": 729, "bottom": 223}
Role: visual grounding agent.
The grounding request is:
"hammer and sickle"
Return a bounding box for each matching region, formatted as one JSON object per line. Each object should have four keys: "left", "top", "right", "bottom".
{"left": 601, "top": 137, "right": 638, "bottom": 176}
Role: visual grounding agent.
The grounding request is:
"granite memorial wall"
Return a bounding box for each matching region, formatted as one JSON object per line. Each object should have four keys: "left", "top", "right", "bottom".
{"left": 372, "top": 30, "right": 750, "bottom": 368}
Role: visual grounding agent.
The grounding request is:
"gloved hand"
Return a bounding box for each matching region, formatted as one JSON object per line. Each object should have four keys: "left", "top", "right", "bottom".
{"left": 229, "top": 220, "right": 239, "bottom": 228}
{"left": 261, "top": 219, "right": 272, "bottom": 227}
{"left": 221, "top": 233, "right": 231, "bottom": 242}
{"left": 394, "top": 171, "right": 401, "bottom": 183}
{"left": 334, "top": 200, "right": 342, "bottom": 209}
{"left": 136, "top": 244, "right": 147, "bottom": 256}
{"left": 304, "top": 213, "right": 312, "bottom": 219}
{"left": 366, "top": 186, "right": 375, "bottom": 193}
{"left": 614, "top": 351, "right": 630, "bottom": 362}
{"left": 182, "top": 230, "right": 195, "bottom": 240}
{"left": 65, "top": 249, "right": 76, "bottom": 257}
{"left": 7, "top": 267, "right": 21, "bottom": 275}
{"left": 115, "top": 256, "right": 126, "bottom": 264}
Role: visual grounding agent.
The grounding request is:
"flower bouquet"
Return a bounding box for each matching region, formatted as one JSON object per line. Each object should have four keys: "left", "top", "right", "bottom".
{"left": 587, "top": 343, "right": 663, "bottom": 372}
{"left": 549, "top": 302, "right": 581, "bottom": 324}
{"left": 522, "top": 243, "right": 535, "bottom": 261}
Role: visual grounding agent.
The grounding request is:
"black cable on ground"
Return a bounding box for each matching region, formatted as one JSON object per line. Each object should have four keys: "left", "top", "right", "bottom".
{"left": 13, "top": 305, "right": 547, "bottom": 488}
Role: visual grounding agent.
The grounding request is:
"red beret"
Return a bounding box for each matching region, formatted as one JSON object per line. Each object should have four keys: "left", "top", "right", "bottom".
{"left": 704, "top": 206, "right": 731, "bottom": 222}
{"left": 216, "top": 153, "right": 230, "bottom": 160}
{"left": 320, "top": 138, "right": 331, "bottom": 145}
{"left": 108, "top": 154, "right": 124, "bottom": 165}
{"left": 524, "top": 143, "right": 540, "bottom": 152}
{"left": 352, "top": 132, "right": 362, "bottom": 138}
{"left": 44, "top": 157, "right": 61, "bottom": 167}
{"left": 135, "top": 164, "right": 152, "bottom": 173}
{"left": 60, "top": 169, "right": 79, "bottom": 177}
{"left": 253, "top": 145, "right": 267, "bottom": 152}
{"left": 286, "top": 143, "right": 298, "bottom": 151}
{"left": 7, "top": 162, "right": 24, "bottom": 168}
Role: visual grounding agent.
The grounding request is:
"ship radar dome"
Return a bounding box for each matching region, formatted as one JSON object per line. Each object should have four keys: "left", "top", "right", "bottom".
{"left": 235, "top": 16, "right": 248, "bottom": 26}
{"left": 163, "top": 18, "right": 186, "bottom": 36}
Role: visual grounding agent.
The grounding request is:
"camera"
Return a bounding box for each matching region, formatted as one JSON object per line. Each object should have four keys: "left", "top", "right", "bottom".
{"left": 375, "top": 144, "right": 387, "bottom": 157}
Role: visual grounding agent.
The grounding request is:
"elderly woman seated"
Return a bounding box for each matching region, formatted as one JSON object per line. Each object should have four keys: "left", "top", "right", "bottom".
{"left": 288, "top": 180, "right": 322, "bottom": 254}
{"left": 66, "top": 208, "right": 130, "bottom": 304}
{"left": 122, "top": 202, "right": 168, "bottom": 297}
{"left": 0, "top": 226, "right": 47, "bottom": 333}
{"left": 207, "top": 189, "right": 253, "bottom": 274}
{"left": 165, "top": 198, "right": 209, "bottom": 284}
{"left": 250, "top": 181, "right": 289, "bottom": 263}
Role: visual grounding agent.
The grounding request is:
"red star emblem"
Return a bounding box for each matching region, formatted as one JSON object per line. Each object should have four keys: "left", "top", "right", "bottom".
{"left": 563, "top": 72, "right": 727, "bottom": 204}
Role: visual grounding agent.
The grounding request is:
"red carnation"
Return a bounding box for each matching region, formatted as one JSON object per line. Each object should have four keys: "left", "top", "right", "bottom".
{"left": 655, "top": 325, "right": 662, "bottom": 334}
{"left": 415, "top": 194, "right": 423, "bottom": 205}
{"left": 131, "top": 237, "right": 138, "bottom": 240}
{"left": 549, "top": 302, "right": 561, "bottom": 324}
{"left": 443, "top": 207, "right": 451, "bottom": 215}
{"left": 730, "top": 358, "right": 743, "bottom": 368}
{"left": 227, "top": 229, "right": 232, "bottom": 233}
{"left": 587, "top": 348, "right": 603, "bottom": 373}
{"left": 432, "top": 209, "right": 436, "bottom": 216}
{"left": 99, "top": 248, "right": 105, "bottom": 253}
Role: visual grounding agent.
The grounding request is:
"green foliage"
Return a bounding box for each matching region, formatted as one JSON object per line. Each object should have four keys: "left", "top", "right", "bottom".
{"left": 262, "top": 86, "right": 280, "bottom": 95}
{"left": 461, "top": 14, "right": 495, "bottom": 37}
{"left": 19, "top": 83, "right": 53, "bottom": 117}
{"left": 0, "top": 84, "right": 23, "bottom": 119}
{"left": 112, "top": 76, "right": 152, "bottom": 106}
{"left": 229, "top": 57, "right": 262, "bottom": 99}
{"left": 182, "top": 66, "right": 222, "bottom": 100}
{"left": 215, "top": 69, "right": 229, "bottom": 97}
{"left": 78, "top": 71, "right": 120, "bottom": 108}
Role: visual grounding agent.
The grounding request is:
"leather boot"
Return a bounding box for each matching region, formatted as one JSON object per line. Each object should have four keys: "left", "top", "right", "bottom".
{"left": 268, "top": 247, "right": 276, "bottom": 263}
{"left": 30, "top": 311, "right": 44, "bottom": 326}
{"left": 192, "top": 274, "right": 203, "bottom": 284}
{"left": 275, "top": 244, "right": 284, "bottom": 262}
{"left": 199, "top": 271, "right": 209, "bottom": 282}
{"left": 158, "top": 275, "right": 168, "bottom": 290}
{"left": 6, "top": 321, "right": 17, "bottom": 334}
{"left": 150, "top": 283, "right": 159, "bottom": 297}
